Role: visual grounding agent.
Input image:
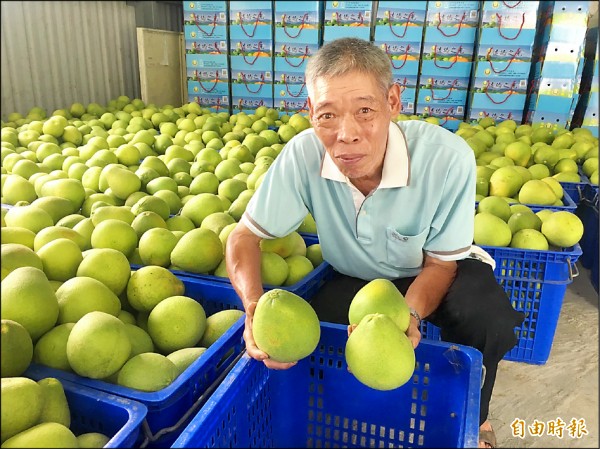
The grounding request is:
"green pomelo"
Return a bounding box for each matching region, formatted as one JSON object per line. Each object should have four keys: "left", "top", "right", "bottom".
{"left": 260, "top": 251, "right": 289, "bottom": 286}
{"left": 131, "top": 195, "right": 170, "bottom": 221}
{"left": 510, "top": 229, "right": 549, "bottom": 251}
{"left": 147, "top": 295, "right": 207, "bottom": 354}
{"left": 227, "top": 189, "right": 254, "bottom": 221}
{"left": 283, "top": 255, "right": 314, "bottom": 286}
{"left": 4, "top": 205, "right": 54, "bottom": 233}
{"left": 124, "top": 323, "right": 155, "bottom": 358}
{"left": 200, "top": 211, "right": 236, "bottom": 236}
{"left": 253, "top": 289, "right": 320, "bottom": 363}
{"left": 90, "top": 205, "right": 135, "bottom": 226}
{"left": 131, "top": 210, "right": 168, "bottom": 239}
{"left": 170, "top": 228, "right": 223, "bottom": 274}
{"left": 305, "top": 244, "right": 324, "bottom": 267}
{"left": 36, "top": 377, "right": 70, "bottom": 428}
{"left": 126, "top": 266, "right": 185, "bottom": 312}
{"left": 345, "top": 313, "right": 415, "bottom": 391}
{"left": 76, "top": 248, "right": 131, "bottom": 296}
{"left": 117, "top": 352, "right": 178, "bottom": 392}
{"left": 1, "top": 377, "right": 44, "bottom": 443}
{"left": 199, "top": 309, "right": 244, "bottom": 348}
{"left": 30, "top": 196, "right": 75, "bottom": 224}
{"left": 33, "top": 225, "right": 86, "bottom": 251}
{"left": 40, "top": 178, "right": 86, "bottom": 211}
{"left": 91, "top": 218, "right": 138, "bottom": 257}
{"left": 76, "top": 432, "right": 111, "bottom": 448}
{"left": 488, "top": 166, "right": 523, "bottom": 198}
{"left": 1, "top": 174, "right": 37, "bottom": 205}
{"left": 138, "top": 227, "right": 178, "bottom": 267}
{"left": 117, "top": 309, "right": 137, "bottom": 325}
{"left": 167, "top": 347, "right": 207, "bottom": 376}
{"left": 518, "top": 180, "right": 557, "bottom": 206}
{"left": 166, "top": 215, "right": 195, "bottom": 233}
{"left": 297, "top": 213, "right": 317, "bottom": 233}
{"left": 507, "top": 211, "right": 543, "bottom": 234}
{"left": 541, "top": 211, "right": 584, "bottom": 248}
{"left": 477, "top": 195, "right": 512, "bottom": 222}
{"left": 473, "top": 212, "right": 512, "bottom": 247}
{"left": 32, "top": 323, "right": 75, "bottom": 372}
{"left": 37, "top": 238, "right": 83, "bottom": 282}
{"left": 1, "top": 243, "right": 43, "bottom": 281}
{"left": 1, "top": 319, "right": 33, "bottom": 377}
{"left": 1, "top": 266, "right": 59, "bottom": 341}
{"left": 0, "top": 226, "right": 36, "bottom": 249}
{"left": 1, "top": 422, "right": 78, "bottom": 448}
{"left": 56, "top": 276, "right": 121, "bottom": 324}
{"left": 180, "top": 193, "right": 224, "bottom": 227}
{"left": 348, "top": 279, "right": 410, "bottom": 332}
{"left": 541, "top": 177, "right": 564, "bottom": 200}
{"left": 259, "top": 233, "right": 297, "bottom": 259}
{"left": 66, "top": 311, "right": 131, "bottom": 379}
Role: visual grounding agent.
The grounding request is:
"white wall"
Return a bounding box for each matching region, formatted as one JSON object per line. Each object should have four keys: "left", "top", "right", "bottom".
{"left": 0, "top": 1, "right": 182, "bottom": 120}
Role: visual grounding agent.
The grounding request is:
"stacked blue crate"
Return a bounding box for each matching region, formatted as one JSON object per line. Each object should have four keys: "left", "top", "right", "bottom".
{"left": 467, "top": 1, "right": 540, "bottom": 124}
{"left": 230, "top": 1, "right": 274, "bottom": 114}
{"left": 322, "top": 1, "right": 374, "bottom": 43}
{"left": 525, "top": 1, "right": 591, "bottom": 128}
{"left": 183, "top": 1, "right": 230, "bottom": 113}
{"left": 273, "top": 1, "right": 322, "bottom": 116}
{"left": 373, "top": 2, "right": 427, "bottom": 115}
{"left": 581, "top": 48, "right": 599, "bottom": 136}
{"left": 418, "top": 1, "right": 482, "bottom": 131}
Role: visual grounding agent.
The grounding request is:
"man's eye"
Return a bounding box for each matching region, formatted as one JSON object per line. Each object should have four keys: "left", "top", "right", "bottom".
{"left": 359, "top": 108, "right": 373, "bottom": 114}
{"left": 319, "top": 113, "right": 334, "bottom": 120}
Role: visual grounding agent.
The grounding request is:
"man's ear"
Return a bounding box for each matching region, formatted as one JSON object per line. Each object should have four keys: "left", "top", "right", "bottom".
{"left": 307, "top": 96, "right": 315, "bottom": 124}
{"left": 388, "top": 83, "right": 401, "bottom": 118}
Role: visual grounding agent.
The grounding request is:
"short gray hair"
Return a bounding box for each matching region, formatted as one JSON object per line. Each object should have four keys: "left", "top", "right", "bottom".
{"left": 305, "top": 38, "right": 394, "bottom": 97}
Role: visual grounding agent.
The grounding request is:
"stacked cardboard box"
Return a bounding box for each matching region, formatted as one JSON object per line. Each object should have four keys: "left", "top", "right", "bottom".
{"left": 230, "top": 1, "right": 274, "bottom": 114}
{"left": 373, "top": 1, "right": 427, "bottom": 115}
{"left": 418, "top": 1, "right": 481, "bottom": 131}
{"left": 183, "top": 1, "right": 230, "bottom": 113}
{"left": 322, "top": 1, "right": 373, "bottom": 43}
{"left": 273, "top": 1, "right": 322, "bottom": 116}
{"left": 525, "top": 1, "right": 591, "bottom": 128}
{"left": 467, "top": 1, "right": 541, "bottom": 123}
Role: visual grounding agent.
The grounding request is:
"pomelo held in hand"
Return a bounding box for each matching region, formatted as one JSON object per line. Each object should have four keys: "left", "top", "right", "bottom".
{"left": 345, "top": 313, "right": 415, "bottom": 391}
{"left": 348, "top": 279, "right": 410, "bottom": 332}
{"left": 252, "top": 289, "right": 320, "bottom": 363}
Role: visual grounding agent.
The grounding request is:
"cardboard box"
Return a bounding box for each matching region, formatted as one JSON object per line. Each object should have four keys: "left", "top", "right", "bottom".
{"left": 229, "top": 1, "right": 273, "bottom": 40}
{"left": 374, "top": 27, "right": 423, "bottom": 76}
{"left": 274, "top": 1, "right": 322, "bottom": 45}
{"left": 189, "top": 94, "right": 231, "bottom": 113}
{"left": 374, "top": 1, "right": 427, "bottom": 43}
{"left": 186, "top": 46, "right": 228, "bottom": 70}
{"left": 322, "top": 1, "right": 374, "bottom": 43}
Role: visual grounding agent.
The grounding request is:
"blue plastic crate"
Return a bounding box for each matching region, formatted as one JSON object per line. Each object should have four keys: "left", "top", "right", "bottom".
{"left": 560, "top": 169, "right": 595, "bottom": 205}
{"left": 24, "top": 277, "right": 247, "bottom": 448}
{"left": 17, "top": 377, "right": 148, "bottom": 448}
{"left": 131, "top": 234, "right": 333, "bottom": 301}
{"left": 172, "top": 322, "right": 483, "bottom": 448}
{"left": 577, "top": 194, "right": 598, "bottom": 292}
{"left": 419, "top": 244, "right": 582, "bottom": 365}
{"left": 474, "top": 189, "right": 578, "bottom": 213}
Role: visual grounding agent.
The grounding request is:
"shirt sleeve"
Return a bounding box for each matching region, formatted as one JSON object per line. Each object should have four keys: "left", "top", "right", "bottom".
{"left": 424, "top": 148, "right": 476, "bottom": 261}
{"left": 242, "top": 139, "right": 309, "bottom": 239}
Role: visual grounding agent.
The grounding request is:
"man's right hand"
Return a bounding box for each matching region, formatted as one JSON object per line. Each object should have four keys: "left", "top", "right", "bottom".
{"left": 244, "top": 301, "right": 297, "bottom": 370}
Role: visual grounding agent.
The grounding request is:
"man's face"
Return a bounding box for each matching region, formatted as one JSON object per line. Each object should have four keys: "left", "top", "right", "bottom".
{"left": 308, "top": 71, "right": 400, "bottom": 182}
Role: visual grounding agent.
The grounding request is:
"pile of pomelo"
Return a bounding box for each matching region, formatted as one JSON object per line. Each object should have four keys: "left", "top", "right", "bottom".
{"left": 1, "top": 375, "right": 111, "bottom": 447}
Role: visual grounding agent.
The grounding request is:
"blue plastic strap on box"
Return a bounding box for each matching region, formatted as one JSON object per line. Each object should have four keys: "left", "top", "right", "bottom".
{"left": 172, "top": 322, "right": 483, "bottom": 448}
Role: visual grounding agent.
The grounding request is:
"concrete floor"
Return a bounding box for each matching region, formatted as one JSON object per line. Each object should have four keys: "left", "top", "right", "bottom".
{"left": 490, "top": 262, "right": 599, "bottom": 448}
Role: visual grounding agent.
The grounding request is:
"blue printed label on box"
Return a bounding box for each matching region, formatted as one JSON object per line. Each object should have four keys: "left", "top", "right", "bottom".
{"left": 231, "top": 68, "right": 272, "bottom": 85}
{"left": 426, "top": 2, "right": 480, "bottom": 26}
{"left": 188, "top": 80, "right": 229, "bottom": 97}
{"left": 374, "top": 27, "right": 425, "bottom": 52}
{"left": 274, "top": 2, "right": 321, "bottom": 44}
{"left": 274, "top": 83, "right": 308, "bottom": 100}
{"left": 185, "top": 24, "right": 227, "bottom": 42}
{"left": 183, "top": 1, "right": 227, "bottom": 13}
{"left": 275, "top": 98, "right": 310, "bottom": 114}
{"left": 394, "top": 74, "right": 419, "bottom": 89}
{"left": 186, "top": 67, "right": 229, "bottom": 83}
{"left": 274, "top": 68, "right": 306, "bottom": 85}
{"left": 478, "top": 43, "right": 532, "bottom": 63}
{"left": 419, "top": 75, "right": 469, "bottom": 90}
{"left": 233, "top": 95, "right": 274, "bottom": 114}
{"left": 418, "top": 87, "right": 469, "bottom": 107}
{"left": 230, "top": 39, "right": 273, "bottom": 59}
{"left": 189, "top": 94, "right": 230, "bottom": 113}
{"left": 230, "top": 2, "right": 273, "bottom": 22}
{"left": 323, "top": 0, "right": 373, "bottom": 42}
{"left": 184, "top": 10, "right": 227, "bottom": 25}
{"left": 185, "top": 39, "right": 227, "bottom": 56}
{"left": 471, "top": 77, "right": 528, "bottom": 93}
{"left": 274, "top": 42, "right": 319, "bottom": 60}
{"left": 468, "top": 107, "right": 523, "bottom": 123}
{"left": 374, "top": 3, "right": 426, "bottom": 41}
{"left": 480, "top": 7, "right": 540, "bottom": 30}
{"left": 186, "top": 53, "right": 228, "bottom": 70}
{"left": 481, "top": 1, "right": 540, "bottom": 14}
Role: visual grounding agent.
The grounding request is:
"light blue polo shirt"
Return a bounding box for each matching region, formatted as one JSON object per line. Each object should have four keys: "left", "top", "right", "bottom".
{"left": 242, "top": 120, "right": 476, "bottom": 280}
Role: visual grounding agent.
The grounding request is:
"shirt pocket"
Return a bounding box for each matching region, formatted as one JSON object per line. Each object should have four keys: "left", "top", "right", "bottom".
{"left": 385, "top": 227, "right": 429, "bottom": 269}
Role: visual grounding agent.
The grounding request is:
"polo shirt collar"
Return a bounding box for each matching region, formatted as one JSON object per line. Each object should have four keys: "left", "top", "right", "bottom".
{"left": 320, "top": 121, "right": 410, "bottom": 187}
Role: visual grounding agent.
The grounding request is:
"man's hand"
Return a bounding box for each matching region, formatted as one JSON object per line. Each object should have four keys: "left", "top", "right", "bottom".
{"left": 244, "top": 302, "right": 297, "bottom": 370}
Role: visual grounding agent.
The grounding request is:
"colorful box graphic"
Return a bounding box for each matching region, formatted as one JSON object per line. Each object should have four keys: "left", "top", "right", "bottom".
{"left": 274, "top": 64, "right": 307, "bottom": 85}
{"left": 185, "top": 23, "right": 227, "bottom": 42}
{"left": 232, "top": 95, "right": 274, "bottom": 115}
{"left": 189, "top": 94, "right": 231, "bottom": 114}
{"left": 274, "top": 1, "right": 322, "bottom": 45}
{"left": 467, "top": 90, "right": 527, "bottom": 122}
{"left": 229, "top": 1, "right": 273, "bottom": 40}
{"left": 323, "top": 1, "right": 374, "bottom": 43}
{"left": 183, "top": 1, "right": 226, "bottom": 13}
{"left": 186, "top": 49, "right": 228, "bottom": 70}
{"left": 374, "top": 27, "right": 423, "bottom": 76}
{"left": 374, "top": 1, "right": 427, "bottom": 43}
{"left": 273, "top": 83, "right": 309, "bottom": 114}
{"left": 425, "top": 1, "right": 480, "bottom": 44}
{"left": 188, "top": 80, "right": 229, "bottom": 97}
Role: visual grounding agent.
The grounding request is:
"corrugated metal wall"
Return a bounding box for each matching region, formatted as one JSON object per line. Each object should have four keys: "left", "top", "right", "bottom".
{"left": 1, "top": 1, "right": 183, "bottom": 120}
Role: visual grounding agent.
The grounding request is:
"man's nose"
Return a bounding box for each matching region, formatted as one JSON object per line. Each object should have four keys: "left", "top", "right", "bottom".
{"left": 337, "top": 114, "right": 361, "bottom": 143}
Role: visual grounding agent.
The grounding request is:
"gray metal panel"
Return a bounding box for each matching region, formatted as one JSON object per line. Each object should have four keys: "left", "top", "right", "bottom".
{"left": 1, "top": 1, "right": 141, "bottom": 120}
{"left": 130, "top": 0, "right": 183, "bottom": 32}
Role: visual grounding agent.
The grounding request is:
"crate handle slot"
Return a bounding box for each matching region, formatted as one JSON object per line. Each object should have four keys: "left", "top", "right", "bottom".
{"left": 137, "top": 350, "right": 246, "bottom": 448}
{"left": 282, "top": 13, "right": 309, "bottom": 38}
{"left": 568, "top": 257, "right": 579, "bottom": 281}
{"left": 387, "top": 11, "right": 415, "bottom": 38}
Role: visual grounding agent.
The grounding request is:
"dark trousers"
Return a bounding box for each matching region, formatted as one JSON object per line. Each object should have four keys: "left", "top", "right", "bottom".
{"left": 309, "top": 258, "right": 525, "bottom": 426}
